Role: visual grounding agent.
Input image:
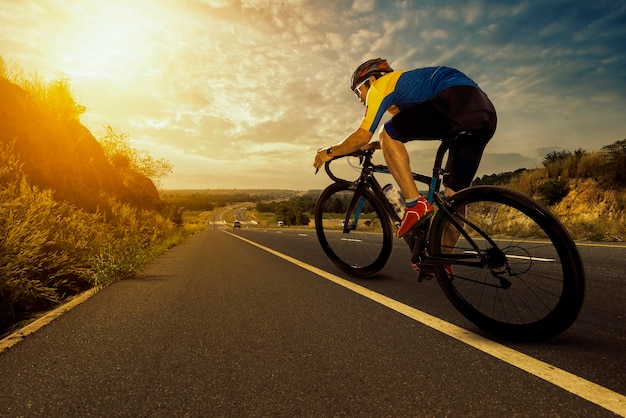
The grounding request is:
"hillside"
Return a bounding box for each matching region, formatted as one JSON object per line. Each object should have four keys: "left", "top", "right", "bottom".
{"left": 475, "top": 145, "right": 626, "bottom": 242}
{"left": 0, "top": 66, "right": 183, "bottom": 336}
{"left": 551, "top": 179, "right": 626, "bottom": 241}
{"left": 0, "top": 77, "right": 159, "bottom": 211}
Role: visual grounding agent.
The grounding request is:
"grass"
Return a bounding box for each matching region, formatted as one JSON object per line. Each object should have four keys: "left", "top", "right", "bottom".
{"left": 0, "top": 59, "right": 204, "bottom": 337}
{"left": 0, "top": 151, "right": 204, "bottom": 337}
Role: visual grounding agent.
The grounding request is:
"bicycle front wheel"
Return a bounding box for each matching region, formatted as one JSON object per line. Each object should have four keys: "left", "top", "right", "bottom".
{"left": 314, "top": 182, "right": 393, "bottom": 277}
{"left": 429, "top": 186, "right": 585, "bottom": 340}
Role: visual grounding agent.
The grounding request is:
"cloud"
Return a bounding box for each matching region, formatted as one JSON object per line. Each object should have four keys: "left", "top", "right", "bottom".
{"left": 351, "top": 0, "right": 376, "bottom": 14}
{"left": 1, "top": 0, "right": 624, "bottom": 190}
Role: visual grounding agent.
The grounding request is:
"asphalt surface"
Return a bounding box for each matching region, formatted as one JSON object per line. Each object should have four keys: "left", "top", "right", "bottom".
{"left": 0, "top": 225, "right": 624, "bottom": 417}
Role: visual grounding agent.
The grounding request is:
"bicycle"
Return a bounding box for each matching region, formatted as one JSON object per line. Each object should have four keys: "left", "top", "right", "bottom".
{"left": 314, "top": 133, "right": 585, "bottom": 341}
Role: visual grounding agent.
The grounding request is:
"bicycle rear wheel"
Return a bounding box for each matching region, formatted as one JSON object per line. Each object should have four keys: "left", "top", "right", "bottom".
{"left": 428, "top": 186, "right": 585, "bottom": 341}
{"left": 315, "top": 182, "right": 393, "bottom": 277}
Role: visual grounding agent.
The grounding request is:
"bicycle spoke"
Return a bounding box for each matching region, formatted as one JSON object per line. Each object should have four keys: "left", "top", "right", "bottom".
{"left": 429, "top": 186, "right": 584, "bottom": 340}
{"left": 315, "top": 184, "right": 392, "bottom": 277}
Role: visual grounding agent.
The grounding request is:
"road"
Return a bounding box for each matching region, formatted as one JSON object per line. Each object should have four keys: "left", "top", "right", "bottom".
{"left": 0, "top": 224, "right": 624, "bottom": 417}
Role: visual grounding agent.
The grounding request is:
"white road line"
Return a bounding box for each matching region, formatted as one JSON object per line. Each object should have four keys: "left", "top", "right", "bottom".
{"left": 506, "top": 254, "right": 556, "bottom": 262}
{"left": 463, "top": 250, "right": 555, "bottom": 262}
{"left": 224, "top": 230, "right": 626, "bottom": 417}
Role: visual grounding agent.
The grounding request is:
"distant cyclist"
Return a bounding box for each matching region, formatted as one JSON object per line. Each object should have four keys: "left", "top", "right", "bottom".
{"left": 313, "top": 58, "right": 497, "bottom": 239}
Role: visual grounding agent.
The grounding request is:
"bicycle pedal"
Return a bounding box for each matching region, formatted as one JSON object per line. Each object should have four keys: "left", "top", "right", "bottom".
{"left": 409, "top": 229, "right": 426, "bottom": 263}
{"left": 417, "top": 269, "right": 434, "bottom": 283}
{"left": 403, "top": 234, "right": 416, "bottom": 251}
{"left": 412, "top": 264, "right": 434, "bottom": 283}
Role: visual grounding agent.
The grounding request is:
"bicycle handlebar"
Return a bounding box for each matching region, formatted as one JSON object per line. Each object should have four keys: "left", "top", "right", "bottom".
{"left": 321, "top": 149, "right": 389, "bottom": 183}
{"left": 319, "top": 138, "right": 455, "bottom": 186}
{"left": 318, "top": 132, "right": 471, "bottom": 182}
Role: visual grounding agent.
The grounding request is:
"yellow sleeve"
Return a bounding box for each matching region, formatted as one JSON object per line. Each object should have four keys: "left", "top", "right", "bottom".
{"left": 358, "top": 71, "right": 403, "bottom": 133}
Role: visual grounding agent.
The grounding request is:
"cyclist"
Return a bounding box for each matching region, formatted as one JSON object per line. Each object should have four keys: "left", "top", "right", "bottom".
{"left": 313, "top": 58, "right": 496, "bottom": 239}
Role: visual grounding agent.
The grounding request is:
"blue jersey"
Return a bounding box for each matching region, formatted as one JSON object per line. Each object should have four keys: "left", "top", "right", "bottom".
{"left": 359, "top": 66, "right": 479, "bottom": 133}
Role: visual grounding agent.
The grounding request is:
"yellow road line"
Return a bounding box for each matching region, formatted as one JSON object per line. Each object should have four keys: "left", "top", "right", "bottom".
{"left": 225, "top": 230, "right": 626, "bottom": 417}
{"left": 0, "top": 287, "right": 101, "bottom": 353}
{"left": 575, "top": 241, "right": 626, "bottom": 249}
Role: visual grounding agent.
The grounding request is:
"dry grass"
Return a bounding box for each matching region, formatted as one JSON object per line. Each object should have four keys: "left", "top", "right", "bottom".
{"left": 0, "top": 149, "right": 196, "bottom": 335}
{"left": 0, "top": 58, "right": 196, "bottom": 335}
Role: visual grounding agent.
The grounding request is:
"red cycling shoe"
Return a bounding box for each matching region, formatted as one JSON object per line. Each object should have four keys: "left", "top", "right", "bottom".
{"left": 396, "top": 197, "right": 434, "bottom": 238}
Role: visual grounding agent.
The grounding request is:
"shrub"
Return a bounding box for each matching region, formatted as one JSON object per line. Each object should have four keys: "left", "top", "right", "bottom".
{"left": 601, "top": 140, "right": 626, "bottom": 185}
{"left": 98, "top": 125, "right": 172, "bottom": 188}
{"left": 0, "top": 145, "right": 185, "bottom": 334}
{"left": 536, "top": 179, "right": 570, "bottom": 206}
{"left": 0, "top": 58, "right": 191, "bottom": 336}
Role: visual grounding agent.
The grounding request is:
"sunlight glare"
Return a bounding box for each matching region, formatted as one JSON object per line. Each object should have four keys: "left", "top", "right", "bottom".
{"left": 51, "top": 2, "right": 164, "bottom": 81}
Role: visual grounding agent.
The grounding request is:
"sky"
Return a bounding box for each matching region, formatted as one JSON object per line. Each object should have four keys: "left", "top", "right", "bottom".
{"left": 1, "top": 0, "right": 625, "bottom": 190}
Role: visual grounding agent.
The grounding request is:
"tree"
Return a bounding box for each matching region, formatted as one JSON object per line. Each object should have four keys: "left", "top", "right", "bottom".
{"left": 98, "top": 125, "right": 172, "bottom": 188}
{"left": 542, "top": 150, "right": 572, "bottom": 167}
{"left": 296, "top": 212, "right": 310, "bottom": 226}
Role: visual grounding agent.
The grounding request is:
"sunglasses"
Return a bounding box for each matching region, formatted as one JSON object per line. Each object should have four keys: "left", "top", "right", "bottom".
{"left": 353, "top": 79, "right": 371, "bottom": 99}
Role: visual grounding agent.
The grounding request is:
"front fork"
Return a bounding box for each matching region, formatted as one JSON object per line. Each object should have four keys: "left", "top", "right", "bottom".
{"left": 342, "top": 178, "right": 371, "bottom": 233}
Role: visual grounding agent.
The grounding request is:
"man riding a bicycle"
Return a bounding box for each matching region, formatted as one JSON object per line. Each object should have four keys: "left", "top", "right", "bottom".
{"left": 313, "top": 61, "right": 584, "bottom": 338}
{"left": 313, "top": 58, "right": 497, "bottom": 238}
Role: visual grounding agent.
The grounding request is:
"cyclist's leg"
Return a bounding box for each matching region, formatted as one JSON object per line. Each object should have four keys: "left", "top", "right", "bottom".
{"left": 441, "top": 186, "right": 461, "bottom": 253}
{"left": 440, "top": 88, "right": 496, "bottom": 254}
{"left": 382, "top": 86, "right": 480, "bottom": 199}
{"left": 444, "top": 133, "right": 492, "bottom": 192}
{"left": 441, "top": 134, "right": 493, "bottom": 254}
{"left": 381, "top": 92, "right": 458, "bottom": 203}
{"left": 379, "top": 128, "right": 420, "bottom": 202}
{"left": 383, "top": 97, "right": 460, "bottom": 237}
{"left": 382, "top": 86, "right": 496, "bottom": 239}
{"left": 381, "top": 128, "right": 435, "bottom": 237}
{"left": 441, "top": 85, "right": 497, "bottom": 192}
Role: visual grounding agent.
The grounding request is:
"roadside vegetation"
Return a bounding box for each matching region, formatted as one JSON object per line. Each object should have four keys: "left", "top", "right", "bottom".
{"left": 247, "top": 141, "right": 626, "bottom": 240}
{"left": 160, "top": 189, "right": 310, "bottom": 227}
{"left": 160, "top": 189, "right": 296, "bottom": 212}
{"left": 0, "top": 58, "right": 201, "bottom": 336}
{"left": 474, "top": 143, "right": 626, "bottom": 242}
{"left": 256, "top": 193, "right": 317, "bottom": 226}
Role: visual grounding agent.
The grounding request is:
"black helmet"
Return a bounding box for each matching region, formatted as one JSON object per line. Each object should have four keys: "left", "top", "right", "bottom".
{"left": 350, "top": 58, "right": 393, "bottom": 92}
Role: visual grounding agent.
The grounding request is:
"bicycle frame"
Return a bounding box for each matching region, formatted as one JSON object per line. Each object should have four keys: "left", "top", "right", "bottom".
{"left": 325, "top": 137, "right": 495, "bottom": 270}
{"left": 318, "top": 135, "right": 586, "bottom": 340}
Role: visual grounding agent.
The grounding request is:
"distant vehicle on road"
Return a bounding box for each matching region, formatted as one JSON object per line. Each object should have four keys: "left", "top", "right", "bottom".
{"left": 277, "top": 221, "right": 285, "bottom": 227}
{"left": 233, "top": 220, "right": 241, "bottom": 229}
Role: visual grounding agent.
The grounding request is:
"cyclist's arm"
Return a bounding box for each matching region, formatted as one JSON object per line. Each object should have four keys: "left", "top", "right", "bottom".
{"left": 332, "top": 127, "right": 373, "bottom": 155}
{"left": 362, "top": 140, "right": 381, "bottom": 150}
{"left": 314, "top": 128, "right": 373, "bottom": 170}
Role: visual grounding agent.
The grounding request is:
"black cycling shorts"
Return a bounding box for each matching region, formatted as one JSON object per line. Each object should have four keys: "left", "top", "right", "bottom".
{"left": 384, "top": 85, "right": 497, "bottom": 191}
